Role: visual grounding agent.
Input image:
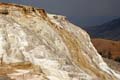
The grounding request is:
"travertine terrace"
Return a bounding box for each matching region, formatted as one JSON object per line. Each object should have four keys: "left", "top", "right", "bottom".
{"left": 0, "top": 3, "right": 120, "bottom": 80}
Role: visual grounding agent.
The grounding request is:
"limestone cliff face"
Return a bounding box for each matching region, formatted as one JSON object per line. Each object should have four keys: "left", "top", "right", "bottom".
{"left": 0, "top": 3, "right": 120, "bottom": 80}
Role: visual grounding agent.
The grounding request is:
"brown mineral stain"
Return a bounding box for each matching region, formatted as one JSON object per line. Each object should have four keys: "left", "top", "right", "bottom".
{"left": 45, "top": 15, "right": 117, "bottom": 80}
{"left": 0, "top": 2, "right": 118, "bottom": 80}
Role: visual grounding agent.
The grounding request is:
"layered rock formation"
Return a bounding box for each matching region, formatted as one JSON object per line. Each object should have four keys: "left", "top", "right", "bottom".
{"left": 0, "top": 3, "right": 120, "bottom": 80}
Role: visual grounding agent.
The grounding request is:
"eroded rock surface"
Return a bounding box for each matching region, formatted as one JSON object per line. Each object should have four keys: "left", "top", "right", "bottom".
{"left": 0, "top": 3, "right": 120, "bottom": 80}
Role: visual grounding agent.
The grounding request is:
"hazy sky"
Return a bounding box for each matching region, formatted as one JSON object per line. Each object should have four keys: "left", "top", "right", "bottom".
{"left": 0, "top": 0, "right": 120, "bottom": 27}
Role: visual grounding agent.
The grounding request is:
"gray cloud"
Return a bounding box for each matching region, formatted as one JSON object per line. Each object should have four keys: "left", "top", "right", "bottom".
{"left": 0, "top": 0, "right": 120, "bottom": 26}
{"left": 1, "top": 0, "right": 120, "bottom": 16}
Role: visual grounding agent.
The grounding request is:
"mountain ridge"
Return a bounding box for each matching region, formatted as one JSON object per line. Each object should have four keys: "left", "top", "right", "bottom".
{"left": 83, "top": 17, "right": 120, "bottom": 41}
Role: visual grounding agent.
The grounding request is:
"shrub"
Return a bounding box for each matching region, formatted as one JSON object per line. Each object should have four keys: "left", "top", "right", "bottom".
{"left": 115, "top": 56, "right": 120, "bottom": 62}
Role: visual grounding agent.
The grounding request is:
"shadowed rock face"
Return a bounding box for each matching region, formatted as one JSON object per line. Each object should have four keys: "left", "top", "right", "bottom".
{"left": 0, "top": 3, "right": 120, "bottom": 80}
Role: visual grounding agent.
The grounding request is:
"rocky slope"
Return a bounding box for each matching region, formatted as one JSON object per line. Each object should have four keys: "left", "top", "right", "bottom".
{"left": 103, "top": 58, "right": 120, "bottom": 73}
{"left": 0, "top": 3, "right": 120, "bottom": 80}
{"left": 92, "top": 38, "right": 120, "bottom": 60}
